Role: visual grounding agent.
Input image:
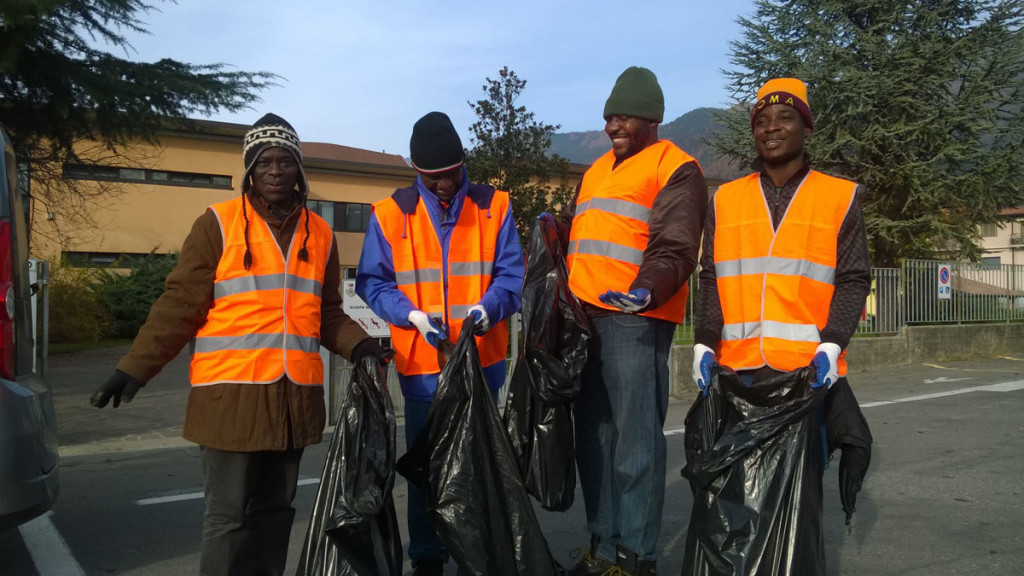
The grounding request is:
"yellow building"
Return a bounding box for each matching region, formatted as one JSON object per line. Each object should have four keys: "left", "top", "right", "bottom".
{"left": 30, "top": 119, "right": 417, "bottom": 278}
{"left": 29, "top": 118, "right": 721, "bottom": 278}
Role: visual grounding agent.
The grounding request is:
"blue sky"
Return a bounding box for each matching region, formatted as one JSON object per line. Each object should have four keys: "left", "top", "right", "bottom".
{"left": 115, "top": 0, "right": 756, "bottom": 156}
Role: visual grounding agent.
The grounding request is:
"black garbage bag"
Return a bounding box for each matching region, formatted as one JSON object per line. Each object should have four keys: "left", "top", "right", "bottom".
{"left": 296, "top": 356, "right": 403, "bottom": 576}
{"left": 503, "top": 215, "right": 590, "bottom": 511}
{"left": 825, "top": 377, "right": 873, "bottom": 528}
{"left": 681, "top": 366, "right": 828, "bottom": 576}
{"left": 395, "top": 321, "right": 564, "bottom": 576}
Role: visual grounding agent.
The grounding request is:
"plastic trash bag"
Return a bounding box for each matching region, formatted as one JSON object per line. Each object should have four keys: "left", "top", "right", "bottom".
{"left": 503, "top": 215, "right": 590, "bottom": 511}
{"left": 824, "top": 378, "right": 872, "bottom": 528}
{"left": 296, "top": 356, "right": 403, "bottom": 576}
{"left": 395, "top": 321, "right": 565, "bottom": 576}
{"left": 681, "top": 366, "right": 828, "bottom": 576}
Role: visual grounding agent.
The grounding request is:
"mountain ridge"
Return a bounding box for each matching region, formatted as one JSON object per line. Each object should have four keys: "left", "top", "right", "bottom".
{"left": 549, "top": 107, "right": 744, "bottom": 180}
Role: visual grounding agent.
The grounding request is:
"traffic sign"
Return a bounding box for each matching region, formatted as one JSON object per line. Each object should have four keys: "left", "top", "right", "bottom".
{"left": 937, "top": 264, "right": 952, "bottom": 300}
{"left": 342, "top": 279, "right": 391, "bottom": 337}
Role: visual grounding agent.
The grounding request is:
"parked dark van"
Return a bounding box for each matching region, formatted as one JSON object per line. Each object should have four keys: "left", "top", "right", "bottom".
{"left": 0, "top": 126, "right": 59, "bottom": 530}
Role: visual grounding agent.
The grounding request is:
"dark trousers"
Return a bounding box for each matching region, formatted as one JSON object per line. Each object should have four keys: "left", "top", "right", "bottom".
{"left": 199, "top": 446, "right": 304, "bottom": 576}
{"left": 404, "top": 400, "right": 448, "bottom": 565}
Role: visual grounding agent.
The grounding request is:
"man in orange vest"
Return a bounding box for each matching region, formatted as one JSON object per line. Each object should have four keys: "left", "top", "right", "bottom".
{"left": 692, "top": 77, "right": 870, "bottom": 399}
{"left": 355, "top": 111, "right": 524, "bottom": 576}
{"left": 563, "top": 66, "right": 707, "bottom": 576}
{"left": 88, "top": 113, "right": 387, "bottom": 576}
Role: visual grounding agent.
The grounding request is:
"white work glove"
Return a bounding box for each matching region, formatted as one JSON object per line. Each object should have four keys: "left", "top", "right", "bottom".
{"left": 466, "top": 304, "right": 490, "bottom": 336}
{"left": 407, "top": 310, "right": 446, "bottom": 348}
{"left": 692, "top": 343, "right": 716, "bottom": 394}
{"left": 811, "top": 342, "right": 842, "bottom": 389}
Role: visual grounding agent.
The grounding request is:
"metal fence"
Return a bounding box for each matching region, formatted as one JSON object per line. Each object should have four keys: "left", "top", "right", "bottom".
{"left": 334, "top": 258, "right": 1024, "bottom": 419}
{"left": 672, "top": 258, "right": 1024, "bottom": 342}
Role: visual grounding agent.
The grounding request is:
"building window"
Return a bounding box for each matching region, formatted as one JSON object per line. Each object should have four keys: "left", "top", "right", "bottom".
{"left": 979, "top": 222, "right": 998, "bottom": 238}
{"left": 63, "top": 164, "right": 233, "bottom": 190}
{"left": 62, "top": 251, "right": 177, "bottom": 268}
{"left": 979, "top": 256, "right": 1001, "bottom": 269}
{"left": 306, "top": 200, "right": 372, "bottom": 232}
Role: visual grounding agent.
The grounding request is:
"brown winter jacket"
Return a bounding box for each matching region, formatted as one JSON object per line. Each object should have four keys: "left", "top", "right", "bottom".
{"left": 116, "top": 193, "right": 370, "bottom": 451}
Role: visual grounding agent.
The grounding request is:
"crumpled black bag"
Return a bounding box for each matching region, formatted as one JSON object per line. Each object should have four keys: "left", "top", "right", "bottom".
{"left": 824, "top": 377, "right": 873, "bottom": 528}
{"left": 681, "top": 366, "right": 829, "bottom": 576}
{"left": 395, "top": 321, "right": 564, "bottom": 576}
{"left": 503, "top": 215, "right": 590, "bottom": 511}
{"left": 296, "top": 356, "right": 402, "bottom": 576}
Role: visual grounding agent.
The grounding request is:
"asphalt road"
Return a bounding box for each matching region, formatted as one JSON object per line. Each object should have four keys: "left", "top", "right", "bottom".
{"left": 2, "top": 347, "right": 1023, "bottom": 575}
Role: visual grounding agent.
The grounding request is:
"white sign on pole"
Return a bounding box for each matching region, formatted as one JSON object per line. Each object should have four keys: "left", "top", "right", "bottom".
{"left": 342, "top": 279, "right": 391, "bottom": 337}
{"left": 937, "top": 264, "right": 952, "bottom": 300}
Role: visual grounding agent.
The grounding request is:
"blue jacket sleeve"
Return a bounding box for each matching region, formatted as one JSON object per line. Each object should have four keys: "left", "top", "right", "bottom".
{"left": 355, "top": 214, "right": 416, "bottom": 326}
{"left": 477, "top": 207, "right": 524, "bottom": 322}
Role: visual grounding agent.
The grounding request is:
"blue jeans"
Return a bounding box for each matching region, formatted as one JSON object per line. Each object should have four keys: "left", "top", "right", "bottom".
{"left": 404, "top": 389, "right": 499, "bottom": 565}
{"left": 573, "top": 314, "right": 675, "bottom": 562}
{"left": 404, "top": 400, "right": 448, "bottom": 565}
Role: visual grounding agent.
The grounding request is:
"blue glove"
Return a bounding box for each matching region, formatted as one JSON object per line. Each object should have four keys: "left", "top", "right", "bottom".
{"left": 466, "top": 304, "right": 490, "bottom": 336}
{"left": 812, "top": 343, "right": 841, "bottom": 389}
{"left": 598, "top": 288, "right": 651, "bottom": 313}
{"left": 408, "top": 310, "right": 447, "bottom": 348}
{"left": 692, "top": 343, "right": 716, "bottom": 394}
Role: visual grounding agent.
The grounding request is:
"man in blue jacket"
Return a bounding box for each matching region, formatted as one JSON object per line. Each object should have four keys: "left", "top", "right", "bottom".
{"left": 356, "top": 111, "right": 524, "bottom": 576}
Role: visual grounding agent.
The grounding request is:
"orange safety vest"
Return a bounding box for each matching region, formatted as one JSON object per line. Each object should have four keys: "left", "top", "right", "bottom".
{"left": 190, "top": 196, "right": 333, "bottom": 386}
{"left": 372, "top": 187, "right": 510, "bottom": 376}
{"left": 713, "top": 170, "right": 857, "bottom": 374}
{"left": 567, "top": 140, "right": 697, "bottom": 324}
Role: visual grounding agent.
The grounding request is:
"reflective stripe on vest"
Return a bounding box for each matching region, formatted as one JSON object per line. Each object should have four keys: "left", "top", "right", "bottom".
{"left": 714, "top": 170, "right": 857, "bottom": 374}
{"left": 372, "top": 190, "right": 511, "bottom": 376}
{"left": 189, "top": 197, "right": 333, "bottom": 386}
{"left": 567, "top": 140, "right": 697, "bottom": 324}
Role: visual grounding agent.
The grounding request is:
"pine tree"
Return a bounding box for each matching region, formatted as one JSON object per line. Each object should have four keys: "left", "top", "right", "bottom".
{"left": 465, "top": 66, "right": 573, "bottom": 248}
{"left": 716, "top": 0, "right": 1024, "bottom": 266}
{"left": 0, "top": 0, "right": 276, "bottom": 245}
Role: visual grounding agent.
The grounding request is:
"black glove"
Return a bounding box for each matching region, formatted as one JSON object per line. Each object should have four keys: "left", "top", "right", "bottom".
{"left": 351, "top": 338, "right": 394, "bottom": 367}
{"left": 90, "top": 370, "right": 144, "bottom": 409}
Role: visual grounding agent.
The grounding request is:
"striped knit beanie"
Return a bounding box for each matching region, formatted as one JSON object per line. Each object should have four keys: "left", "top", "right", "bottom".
{"left": 750, "top": 78, "right": 813, "bottom": 130}
{"left": 242, "top": 113, "right": 309, "bottom": 195}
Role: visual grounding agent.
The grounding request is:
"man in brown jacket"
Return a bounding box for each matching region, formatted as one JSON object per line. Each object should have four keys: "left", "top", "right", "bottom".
{"left": 89, "top": 113, "right": 387, "bottom": 576}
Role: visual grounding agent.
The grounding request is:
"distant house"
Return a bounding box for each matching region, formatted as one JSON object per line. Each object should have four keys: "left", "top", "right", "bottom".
{"left": 979, "top": 206, "right": 1024, "bottom": 268}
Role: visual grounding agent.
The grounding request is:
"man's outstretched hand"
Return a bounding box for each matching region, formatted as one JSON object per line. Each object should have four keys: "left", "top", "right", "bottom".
{"left": 90, "top": 370, "right": 143, "bottom": 409}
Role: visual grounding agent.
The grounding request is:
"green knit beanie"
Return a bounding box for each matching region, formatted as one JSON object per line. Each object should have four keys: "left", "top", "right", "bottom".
{"left": 603, "top": 66, "right": 665, "bottom": 123}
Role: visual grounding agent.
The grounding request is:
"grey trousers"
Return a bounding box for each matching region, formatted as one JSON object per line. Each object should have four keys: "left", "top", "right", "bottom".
{"left": 199, "top": 446, "right": 304, "bottom": 576}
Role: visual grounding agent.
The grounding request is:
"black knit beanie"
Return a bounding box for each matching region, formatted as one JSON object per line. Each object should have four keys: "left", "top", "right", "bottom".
{"left": 603, "top": 66, "right": 665, "bottom": 123}
{"left": 409, "top": 111, "right": 465, "bottom": 173}
{"left": 242, "top": 113, "right": 308, "bottom": 194}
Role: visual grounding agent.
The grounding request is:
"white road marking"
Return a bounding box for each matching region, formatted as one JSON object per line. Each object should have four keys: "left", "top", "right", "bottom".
{"left": 18, "top": 511, "right": 86, "bottom": 576}
{"left": 859, "top": 380, "right": 1024, "bottom": 408}
{"left": 135, "top": 477, "right": 321, "bottom": 506}
{"left": 666, "top": 379, "right": 1024, "bottom": 432}
{"left": 923, "top": 376, "right": 973, "bottom": 384}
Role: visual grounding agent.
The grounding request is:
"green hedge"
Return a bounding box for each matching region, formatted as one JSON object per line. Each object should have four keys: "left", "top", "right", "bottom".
{"left": 48, "top": 252, "right": 178, "bottom": 343}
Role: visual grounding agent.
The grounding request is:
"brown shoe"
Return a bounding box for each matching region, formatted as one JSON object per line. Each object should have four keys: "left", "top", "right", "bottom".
{"left": 569, "top": 545, "right": 614, "bottom": 576}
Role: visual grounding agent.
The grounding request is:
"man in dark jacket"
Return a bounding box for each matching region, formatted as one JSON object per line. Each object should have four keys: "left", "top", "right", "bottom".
{"left": 564, "top": 66, "right": 707, "bottom": 576}
{"left": 692, "top": 77, "right": 870, "bottom": 392}
{"left": 89, "top": 113, "right": 388, "bottom": 576}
